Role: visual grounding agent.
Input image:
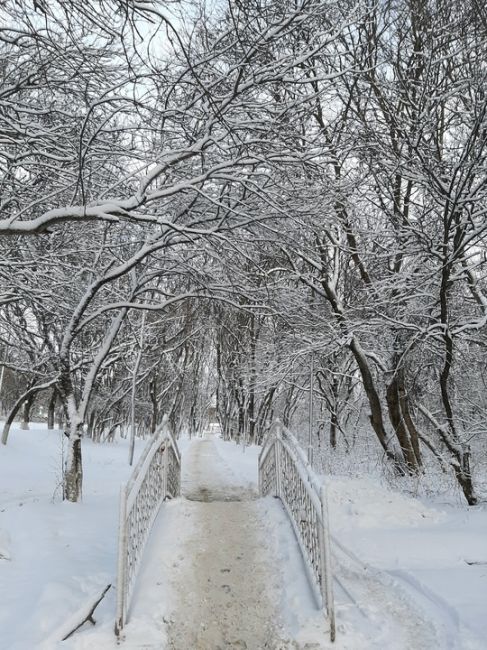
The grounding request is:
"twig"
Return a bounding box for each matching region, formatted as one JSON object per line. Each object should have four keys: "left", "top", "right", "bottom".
{"left": 62, "top": 584, "right": 111, "bottom": 641}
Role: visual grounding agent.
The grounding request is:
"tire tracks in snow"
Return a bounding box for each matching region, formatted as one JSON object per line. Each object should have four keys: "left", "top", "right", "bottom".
{"left": 331, "top": 533, "right": 464, "bottom": 649}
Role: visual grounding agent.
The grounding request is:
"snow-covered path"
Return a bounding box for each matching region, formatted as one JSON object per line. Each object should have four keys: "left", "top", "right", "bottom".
{"left": 124, "top": 435, "right": 324, "bottom": 649}
{"left": 164, "top": 437, "right": 284, "bottom": 648}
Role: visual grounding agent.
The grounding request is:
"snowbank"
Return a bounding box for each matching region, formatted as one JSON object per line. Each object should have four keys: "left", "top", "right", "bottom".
{"left": 325, "top": 473, "right": 487, "bottom": 649}
{"left": 0, "top": 424, "right": 143, "bottom": 650}
{"left": 327, "top": 476, "right": 445, "bottom": 529}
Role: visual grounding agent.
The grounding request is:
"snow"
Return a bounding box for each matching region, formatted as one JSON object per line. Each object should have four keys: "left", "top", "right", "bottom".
{"left": 0, "top": 528, "right": 11, "bottom": 561}
{"left": 327, "top": 476, "right": 445, "bottom": 528}
{"left": 0, "top": 423, "right": 144, "bottom": 650}
{"left": 0, "top": 423, "right": 486, "bottom": 649}
{"left": 326, "top": 475, "right": 487, "bottom": 649}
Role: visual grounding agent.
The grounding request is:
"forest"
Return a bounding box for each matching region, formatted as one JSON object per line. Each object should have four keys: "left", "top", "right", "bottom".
{"left": 1, "top": 0, "right": 487, "bottom": 510}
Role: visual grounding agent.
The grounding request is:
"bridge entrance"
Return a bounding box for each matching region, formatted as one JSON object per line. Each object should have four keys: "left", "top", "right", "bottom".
{"left": 115, "top": 425, "right": 335, "bottom": 647}
{"left": 164, "top": 434, "right": 287, "bottom": 648}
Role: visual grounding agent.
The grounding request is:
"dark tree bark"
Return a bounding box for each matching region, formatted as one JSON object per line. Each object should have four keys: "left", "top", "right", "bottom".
{"left": 386, "top": 369, "right": 419, "bottom": 473}
{"left": 149, "top": 377, "right": 158, "bottom": 434}
{"left": 349, "top": 338, "right": 406, "bottom": 474}
{"left": 330, "top": 410, "right": 338, "bottom": 449}
{"left": 47, "top": 389, "right": 57, "bottom": 430}
{"left": 1, "top": 380, "right": 56, "bottom": 445}
{"left": 64, "top": 423, "right": 83, "bottom": 503}
{"left": 20, "top": 392, "right": 35, "bottom": 430}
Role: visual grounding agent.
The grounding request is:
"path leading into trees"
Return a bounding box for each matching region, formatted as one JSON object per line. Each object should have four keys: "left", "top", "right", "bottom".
{"left": 165, "top": 439, "right": 286, "bottom": 649}
{"left": 126, "top": 434, "right": 322, "bottom": 649}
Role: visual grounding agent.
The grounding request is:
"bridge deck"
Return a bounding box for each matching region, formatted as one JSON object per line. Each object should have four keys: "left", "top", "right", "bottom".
{"left": 122, "top": 434, "right": 325, "bottom": 649}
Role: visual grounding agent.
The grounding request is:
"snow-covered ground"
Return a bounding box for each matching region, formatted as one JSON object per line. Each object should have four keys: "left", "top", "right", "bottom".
{"left": 0, "top": 423, "right": 144, "bottom": 650}
{"left": 327, "top": 477, "right": 487, "bottom": 649}
{"left": 0, "top": 423, "right": 486, "bottom": 649}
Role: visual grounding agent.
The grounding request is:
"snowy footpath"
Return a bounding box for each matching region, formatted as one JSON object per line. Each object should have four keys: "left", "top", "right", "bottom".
{"left": 1, "top": 426, "right": 486, "bottom": 649}
{"left": 121, "top": 434, "right": 327, "bottom": 649}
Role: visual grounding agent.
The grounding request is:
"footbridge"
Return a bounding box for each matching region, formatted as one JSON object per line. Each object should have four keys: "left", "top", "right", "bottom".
{"left": 114, "top": 419, "right": 336, "bottom": 646}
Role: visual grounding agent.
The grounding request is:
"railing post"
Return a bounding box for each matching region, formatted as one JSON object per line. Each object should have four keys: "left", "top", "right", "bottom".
{"left": 319, "top": 484, "right": 336, "bottom": 642}
{"left": 115, "top": 484, "right": 128, "bottom": 637}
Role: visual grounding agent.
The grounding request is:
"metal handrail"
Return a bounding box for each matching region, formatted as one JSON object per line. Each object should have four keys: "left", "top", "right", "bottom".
{"left": 115, "top": 417, "right": 181, "bottom": 636}
{"left": 258, "top": 420, "right": 336, "bottom": 642}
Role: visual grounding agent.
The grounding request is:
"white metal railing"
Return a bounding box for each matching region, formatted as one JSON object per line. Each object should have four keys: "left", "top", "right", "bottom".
{"left": 258, "top": 420, "right": 336, "bottom": 642}
{"left": 115, "top": 418, "right": 181, "bottom": 636}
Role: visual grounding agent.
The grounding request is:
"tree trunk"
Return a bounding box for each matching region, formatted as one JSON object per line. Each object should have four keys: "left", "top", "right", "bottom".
{"left": 386, "top": 373, "right": 418, "bottom": 473}
{"left": 47, "top": 389, "right": 57, "bottom": 429}
{"left": 248, "top": 316, "right": 257, "bottom": 444}
{"left": 396, "top": 369, "right": 422, "bottom": 467}
{"left": 330, "top": 410, "right": 338, "bottom": 449}
{"left": 2, "top": 380, "right": 55, "bottom": 445}
{"left": 453, "top": 448, "right": 477, "bottom": 505}
{"left": 129, "top": 311, "right": 146, "bottom": 465}
{"left": 256, "top": 385, "right": 276, "bottom": 444}
{"left": 349, "top": 338, "right": 405, "bottom": 474}
{"left": 418, "top": 405, "right": 477, "bottom": 505}
{"left": 329, "top": 375, "right": 339, "bottom": 449}
{"left": 20, "top": 393, "right": 35, "bottom": 430}
{"left": 436, "top": 249, "right": 477, "bottom": 504}
{"left": 0, "top": 366, "right": 5, "bottom": 416}
{"left": 64, "top": 423, "right": 83, "bottom": 503}
{"left": 58, "top": 365, "right": 84, "bottom": 502}
{"left": 88, "top": 411, "right": 98, "bottom": 442}
{"left": 57, "top": 408, "right": 66, "bottom": 430}
{"left": 149, "top": 378, "right": 158, "bottom": 433}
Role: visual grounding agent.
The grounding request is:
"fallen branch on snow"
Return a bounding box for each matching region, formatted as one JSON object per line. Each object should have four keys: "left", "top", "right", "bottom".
{"left": 62, "top": 584, "right": 111, "bottom": 641}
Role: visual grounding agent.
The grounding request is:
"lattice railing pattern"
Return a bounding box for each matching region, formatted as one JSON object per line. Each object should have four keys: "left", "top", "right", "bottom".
{"left": 166, "top": 444, "right": 181, "bottom": 498}
{"left": 115, "top": 422, "right": 180, "bottom": 636}
{"left": 125, "top": 442, "right": 165, "bottom": 602}
{"left": 258, "top": 421, "right": 336, "bottom": 642}
{"left": 279, "top": 440, "right": 323, "bottom": 588}
{"left": 259, "top": 437, "right": 277, "bottom": 497}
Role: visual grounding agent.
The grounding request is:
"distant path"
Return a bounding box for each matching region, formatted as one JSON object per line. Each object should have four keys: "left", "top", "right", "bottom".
{"left": 165, "top": 437, "right": 296, "bottom": 649}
